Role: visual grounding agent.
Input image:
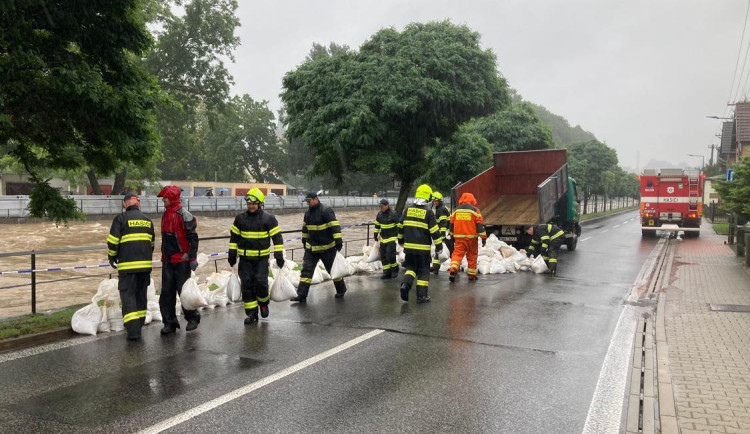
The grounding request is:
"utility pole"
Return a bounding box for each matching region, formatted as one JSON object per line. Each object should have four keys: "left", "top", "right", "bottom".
{"left": 708, "top": 144, "right": 719, "bottom": 166}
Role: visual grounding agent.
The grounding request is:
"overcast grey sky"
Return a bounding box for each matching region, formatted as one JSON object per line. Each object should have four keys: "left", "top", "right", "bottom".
{"left": 226, "top": 0, "right": 747, "bottom": 170}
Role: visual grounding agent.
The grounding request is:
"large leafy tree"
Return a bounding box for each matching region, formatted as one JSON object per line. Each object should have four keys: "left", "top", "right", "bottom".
{"left": 715, "top": 157, "right": 750, "bottom": 220}
{"left": 281, "top": 21, "right": 509, "bottom": 213}
{"left": 472, "top": 101, "right": 554, "bottom": 152}
{"left": 567, "top": 140, "right": 619, "bottom": 197}
{"left": 1, "top": 0, "right": 162, "bottom": 223}
{"left": 422, "top": 125, "right": 493, "bottom": 193}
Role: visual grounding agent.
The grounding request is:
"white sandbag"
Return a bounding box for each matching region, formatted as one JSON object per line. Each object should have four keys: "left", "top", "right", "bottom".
{"left": 147, "top": 278, "right": 157, "bottom": 302}
{"left": 147, "top": 300, "right": 162, "bottom": 322}
{"left": 96, "top": 300, "right": 110, "bottom": 333}
{"left": 287, "top": 270, "right": 301, "bottom": 288}
{"left": 478, "top": 260, "right": 492, "bottom": 275}
{"left": 397, "top": 251, "right": 405, "bottom": 264}
{"left": 71, "top": 303, "right": 102, "bottom": 335}
{"left": 270, "top": 265, "right": 298, "bottom": 302}
{"left": 180, "top": 277, "right": 208, "bottom": 310}
{"left": 478, "top": 247, "right": 496, "bottom": 258}
{"left": 501, "top": 257, "right": 517, "bottom": 273}
{"left": 511, "top": 251, "right": 527, "bottom": 263}
{"left": 107, "top": 300, "right": 124, "bottom": 332}
{"left": 485, "top": 234, "right": 504, "bottom": 251}
{"left": 438, "top": 246, "right": 450, "bottom": 261}
{"left": 144, "top": 310, "right": 153, "bottom": 325}
{"left": 516, "top": 257, "right": 532, "bottom": 271}
{"left": 311, "top": 266, "right": 325, "bottom": 284}
{"left": 330, "top": 252, "right": 354, "bottom": 280}
{"left": 227, "top": 271, "right": 242, "bottom": 302}
{"left": 531, "top": 255, "right": 549, "bottom": 274}
{"left": 396, "top": 243, "right": 404, "bottom": 254}
{"left": 206, "top": 272, "right": 230, "bottom": 306}
{"left": 92, "top": 281, "right": 114, "bottom": 333}
{"left": 500, "top": 246, "right": 517, "bottom": 259}
{"left": 346, "top": 255, "right": 363, "bottom": 264}
{"left": 365, "top": 242, "right": 381, "bottom": 263}
{"left": 440, "top": 258, "right": 452, "bottom": 272}
{"left": 490, "top": 258, "right": 507, "bottom": 274}
{"left": 196, "top": 252, "right": 210, "bottom": 268}
{"left": 317, "top": 261, "right": 331, "bottom": 280}
{"left": 198, "top": 284, "right": 214, "bottom": 310}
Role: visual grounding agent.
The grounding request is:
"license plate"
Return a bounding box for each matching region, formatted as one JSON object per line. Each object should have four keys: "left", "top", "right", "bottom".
{"left": 500, "top": 236, "right": 517, "bottom": 242}
{"left": 648, "top": 220, "right": 654, "bottom": 226}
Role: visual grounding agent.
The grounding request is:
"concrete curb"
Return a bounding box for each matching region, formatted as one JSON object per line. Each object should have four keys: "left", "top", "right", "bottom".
{"left": 0, "top": 327, "right": 74, "bottom": 353}
{"left": 655, "top": 290, "right": 679, "bottom": 434}
{"left": 580, "top": 207, "right": 638, "bottom": 225}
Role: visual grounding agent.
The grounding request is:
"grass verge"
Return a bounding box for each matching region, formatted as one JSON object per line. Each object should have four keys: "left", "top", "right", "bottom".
{"left": 713, "top": 223, "right": 729, "bottom": 235}
{"left": 581, "top": 206, "right": 638, "bottom": 221}
{"left": 0, "top": 305, "right": 84, "bottom": 340}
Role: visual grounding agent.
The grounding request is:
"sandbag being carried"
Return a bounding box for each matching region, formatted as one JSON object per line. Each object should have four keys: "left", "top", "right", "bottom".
{"left": 196, "top": 252, "right": 210, "bottom": 268}
{"left": 365, "top": 242, "right": 381, "bottom": 263}
{"left": 227, "top": 271, "right": 242, "bottom": 303}
{"left": 147, "top": 300, "right": 162, "bottom": 322}
{"left": 330, "top": 252, "right": 354, "bottom": 280}
{"left": 180, "top": 277, "right": 208, "bottom": 310}
{"left": 206, "top": 272, "right": 231, "bottom": 307}
{"left": 531, "top": 255, "right": 548, "bottom": 274}
{"left": 270, "top": 265, "right": 298, "bottom": 302}
{"left": 71, "top": 303, "right": 102, "bottom": 336}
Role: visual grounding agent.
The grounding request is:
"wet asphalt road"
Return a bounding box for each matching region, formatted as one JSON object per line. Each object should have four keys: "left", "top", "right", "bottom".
{"left": 0, "top": 210, "right": 657, "bottom": 434}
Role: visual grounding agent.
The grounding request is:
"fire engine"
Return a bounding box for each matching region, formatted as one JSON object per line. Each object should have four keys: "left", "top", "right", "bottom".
{"left": 640, "top": 168, "right": 703, "bottom": 237}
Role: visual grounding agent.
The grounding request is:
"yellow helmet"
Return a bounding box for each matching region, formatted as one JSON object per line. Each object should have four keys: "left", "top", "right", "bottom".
{"left": 245, "top": 188, "right": 265, "bottom": 204}
{"left": 415, "top": 184, "right": 433, "bottom": 201}
{"left": 432, "top": 191, "right": 443, "bottom": 201}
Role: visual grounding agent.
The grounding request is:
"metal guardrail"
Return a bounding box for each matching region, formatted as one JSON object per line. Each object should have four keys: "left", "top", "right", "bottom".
{"left": 0, "top": 223, "right": 375, "bottom": 315}
{"left": 0, "top": 195, "right": 403, "bottom": 218}
{"left": 582, "top": 196, "right": 637, "bottom": 215}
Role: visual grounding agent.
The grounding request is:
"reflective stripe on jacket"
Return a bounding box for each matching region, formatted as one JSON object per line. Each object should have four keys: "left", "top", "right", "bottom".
{"left": 398, "top": 204, "right": 442, "bottom": 253}
{"left": 301, "top": 203, "right": 341, "bottom": 252}
{"left": 228, "top": 209, "right": 284, "bottom": 259}
{"left": 375, "top": 208, "right": 400, "bottom": 244}
{"left": 107, "top": 205, "right": 155, "bottom": 273}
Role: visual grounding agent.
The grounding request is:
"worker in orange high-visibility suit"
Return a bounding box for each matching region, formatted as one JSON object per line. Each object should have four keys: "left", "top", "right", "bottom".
{"left": 448, "top": 192, "right": 487, "bottom": 282}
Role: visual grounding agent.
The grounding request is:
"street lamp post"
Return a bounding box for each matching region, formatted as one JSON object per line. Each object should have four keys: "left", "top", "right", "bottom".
{"left": 687, "top": 154, "right": 705, "bottom": 170}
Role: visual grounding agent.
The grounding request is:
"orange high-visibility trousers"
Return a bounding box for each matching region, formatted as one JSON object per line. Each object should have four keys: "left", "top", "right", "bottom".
{"left": 449, "top": 238, "right": 479, "bottom": 276}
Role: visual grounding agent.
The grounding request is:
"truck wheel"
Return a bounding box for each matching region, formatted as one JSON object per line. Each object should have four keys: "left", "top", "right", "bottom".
{"left": 642, "top": 230, "right": 653, "bottom": 237}
{"left": 566, "top": 236, "right": 578, "bottom": 251}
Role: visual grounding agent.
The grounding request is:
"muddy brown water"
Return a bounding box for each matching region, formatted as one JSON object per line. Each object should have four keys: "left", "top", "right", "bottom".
{"left": 0, "top": 208, "right": 378, "bottom": 318}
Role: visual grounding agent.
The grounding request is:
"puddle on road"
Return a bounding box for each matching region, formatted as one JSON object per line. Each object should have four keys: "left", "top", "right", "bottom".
{"left": 7, "top": 349, "right": 263, "bottom": 426}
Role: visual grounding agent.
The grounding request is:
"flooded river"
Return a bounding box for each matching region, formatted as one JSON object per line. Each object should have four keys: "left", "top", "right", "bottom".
{"left": 0, "top": 208, "right": 378, "bottom": 318}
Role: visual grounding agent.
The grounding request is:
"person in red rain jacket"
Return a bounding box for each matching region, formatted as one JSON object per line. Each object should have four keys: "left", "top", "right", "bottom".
{"left": 157, "top": 186, "right": 200, "bottom": 334}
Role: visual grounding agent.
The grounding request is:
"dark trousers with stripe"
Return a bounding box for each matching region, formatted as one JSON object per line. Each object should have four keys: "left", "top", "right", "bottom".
{"left": 119, "top": 271, "right": 149, "bottom": 338}
{"left": 296, "top": 248, "right": 346, "bottom": 298}
{"left": 379, "top": 241, "right": 398, "bottom": 275}
{"left": 159, "top": 261, "right": 200, "bottom": 327}
{"left": 543, "top": 238, "right": 564, "bottom": 273}
{"left": 239, "top": 258, "right": 269, "bottom": 315}
{"left": 402, "top": 252, "right": 431, "bottom": 297}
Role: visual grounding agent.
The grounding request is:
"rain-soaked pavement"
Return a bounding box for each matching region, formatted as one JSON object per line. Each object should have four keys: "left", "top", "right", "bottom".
{"left": 0, "top": 210, "right": 656, "bottom": 433}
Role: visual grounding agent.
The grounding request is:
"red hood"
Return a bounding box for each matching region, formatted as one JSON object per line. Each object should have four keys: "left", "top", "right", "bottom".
{"left": 458, "top": 192, "right": 477, "bottom": 206}
{"left": 158, "top": 186, "right": 182, "bottom": 210}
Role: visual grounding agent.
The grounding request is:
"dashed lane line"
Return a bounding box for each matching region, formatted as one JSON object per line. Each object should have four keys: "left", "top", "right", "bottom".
{"left": 580, "top": 237, "right": 592, "bottom": 242}
{"left": 137, "top": 329, "right": 385, "bottom": 434}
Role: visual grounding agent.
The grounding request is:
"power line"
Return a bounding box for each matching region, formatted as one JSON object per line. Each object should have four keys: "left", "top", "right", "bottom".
{"left": 728, "top": 0, "right": 750, "bottom": 104}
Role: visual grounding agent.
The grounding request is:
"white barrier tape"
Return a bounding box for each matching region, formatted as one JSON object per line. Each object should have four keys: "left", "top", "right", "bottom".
{"left": 0, "top": 222, "right": 373, "bottom": 276}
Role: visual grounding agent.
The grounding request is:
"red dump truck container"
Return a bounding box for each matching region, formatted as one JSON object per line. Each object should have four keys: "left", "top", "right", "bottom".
{"left": 640, "top": 168, "right": 703, "bottom": 237}
{"left": 452, "top": 149, "right": 581, "bottom": 249}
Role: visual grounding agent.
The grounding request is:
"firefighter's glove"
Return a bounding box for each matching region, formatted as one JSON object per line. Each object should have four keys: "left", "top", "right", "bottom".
{"left": 481, "top": 238, "right": 487, "bottom": 247}
{"left": 435, "top": 244, "right": 443, "bottom": 254}
{"left": 335, "top": 239, "right": 343, "bottom": 252}
{"left": 108, "top": 258, "right": 118, "bottom": 269}
{"left": 275, "top": 253, "right": 285, "bottom": 269}
{"left": 228, "top": 255, "right": 237, "bottom": 267}
{"left": 189, "top": 260, "right": 198, "bottom": 271}
{"left": 374, "top": 234, "right": 379, "bottom": 243}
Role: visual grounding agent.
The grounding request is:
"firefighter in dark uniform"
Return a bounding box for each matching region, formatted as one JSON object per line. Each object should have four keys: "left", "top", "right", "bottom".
{"left": 524, "top": 223, "right": 565, "bottom": 275}
{"left": 374, "top": 198, "right": 400, "bottom": 279}
{"left": 291, "top": 192, "right": 347, "bottom": 302}
{"left": 228, "top": 188, "right": 285, "bottom": 324}
{"left": 399, "top": 184, "right": 443, "bottom": 304}
{"left": 430, "top": 191, "right": 451, "bottom": 274}
{"left": 157, "top": 186, "right": 200, "bottom": 334}
{"left": 107, "top": 194, "right": 155, "bottom": 341}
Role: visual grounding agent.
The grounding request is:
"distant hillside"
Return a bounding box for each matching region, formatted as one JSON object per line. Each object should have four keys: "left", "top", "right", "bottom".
{"left": 528, "top": 103, "right": 598, "bottom": 146}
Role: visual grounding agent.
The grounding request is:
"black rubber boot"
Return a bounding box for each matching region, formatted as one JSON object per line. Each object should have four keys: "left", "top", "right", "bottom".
{"left": 160, "top": 324, "right": 177, "bottom": 335}
{"left": 290, "top": 296, "right": 306, "bottom": 303}
{"left": 391, "top": 266, "right": 400, "bottom": 278}
{"left": 186, "top": 319, "right": 199, "bottom": 331}
{"left": 380, "top": 270, "right": 391, "bottom": 280}
{"left": 416, "top": 287, "right": 431, "bottom": 304}
{"left": 260, "top": 305, "right": 269, "bottom": 318}
{"left": 400, "top": 283, "right": 410, "bottom": 302}
{"left": 244, "top": 311, "right": 258, "bottom": 324}
{"left": 449, "top": 270, "right": 456, "bottom": 282}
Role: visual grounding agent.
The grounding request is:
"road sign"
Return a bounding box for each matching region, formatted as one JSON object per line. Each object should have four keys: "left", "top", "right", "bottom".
{"left": 727, "top": 169, "right": 735, "bottom": 181}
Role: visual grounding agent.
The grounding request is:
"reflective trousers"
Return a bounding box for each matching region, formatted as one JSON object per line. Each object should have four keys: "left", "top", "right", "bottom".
{"left": 159, "top": 261, "right": 200, "bottom": 327}
{"left": 239, "top": 258, "right": 270, "bottom": 315}
{"left": 450, "top": 238, "right": 479, "bottom": 276}
{"left": 119, "top": 271, "right": 149, "bottom": 338}
{"left": 296, "top": 248, "right": 347, "bottom": 298}
{"left": 402, "top": 252, "right": 431, "bottom": 296}
{"left": 379, "top": 241, "right": 398, "bottom": 276}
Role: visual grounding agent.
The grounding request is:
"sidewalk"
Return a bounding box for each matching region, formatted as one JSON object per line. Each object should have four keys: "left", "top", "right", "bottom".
{"left": 660, "top": 221, "right": 750, "bottom": 433}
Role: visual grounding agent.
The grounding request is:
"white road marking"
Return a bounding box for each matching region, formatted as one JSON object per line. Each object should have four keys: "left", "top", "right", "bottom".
{"left": 601, "top": 229, "right": 609, "bottom": 233}
{"left": 613, "top": 225, "right": 621, "bottom": 228}
{"left": 580, "top": 237, "right": 592, "bottom": 242}
{"left": 138, "top": 329, "right": 385, "bottom": 434}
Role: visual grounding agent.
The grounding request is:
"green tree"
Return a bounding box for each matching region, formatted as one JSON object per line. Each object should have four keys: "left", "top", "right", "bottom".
{"left": 472, "top": 101, "right": 554, "bottom": 152}
{"left": 281, "top": 21, "right": 509, "bottom": 213}
{"left": 530, "top": 102, "right": 597, "bottom": 146}
{"left": 715, "top": 157, "right": 750, "bottom": 220}
{"left": 1, "top": 0, "right": 162, "bottom": 223}
{"left": 422, "top": 125, "right": 493, "bottom": 193}
{"left": 207, "top": 95, "right": 282, "bottom": 183}
{"left": 566, "top": 140, "right": 619, "bottom": 196}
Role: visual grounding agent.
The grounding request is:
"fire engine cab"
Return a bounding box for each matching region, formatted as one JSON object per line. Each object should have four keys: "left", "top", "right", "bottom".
{"left": 640, "top": 168, "right": 704, "bottom": 237}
